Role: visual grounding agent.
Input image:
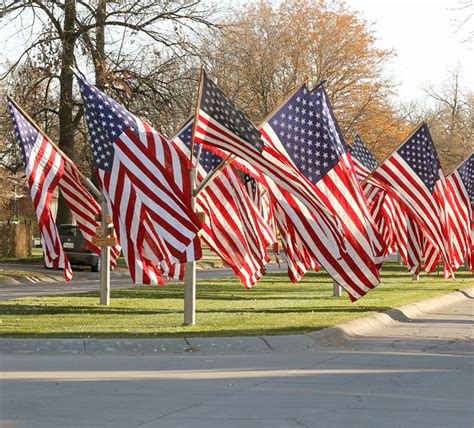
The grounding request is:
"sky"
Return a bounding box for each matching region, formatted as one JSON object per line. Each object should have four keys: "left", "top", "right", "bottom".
{"left": 1, "top": 0, "right": 472, "bottom": 106}
{"left": 343, "top": 0, "right": 473, "bottom": 104}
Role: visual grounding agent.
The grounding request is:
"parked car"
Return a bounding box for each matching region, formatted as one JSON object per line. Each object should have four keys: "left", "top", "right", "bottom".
{"left": 58, "top": 224, "right": 100, "bottom": 272}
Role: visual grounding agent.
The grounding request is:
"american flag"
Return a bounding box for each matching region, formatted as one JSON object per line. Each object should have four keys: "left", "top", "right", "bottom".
{"left": 193, "top": 71, "right": 344, "bottom": 247}
{"left": 371, "top": 124, "right": 454, "bottom": 278}
{"left": 173, "top": 118, "right": 276, "bottom": 287}
{"left": 349, "top": 134, "right": 378, "bottom": 181}
{"left": 406, "top": 217, "right": 424, "bottom": 274}
{"left": 77, "top": 76, "right": 202, "bottom": 284}
{"left": 350, "top": 135, "right": 410, "bottom": 259}
{"left": 9, "top": 101, "right": 123, "bottom": 277}
{"left": 58, "top": 162, "right": 121, "bottom": 269}
{"left": 259, "top": 83, "right": 384, "bottom": 300}
{"left": 8, "top": 100, "right": 76, "bottom": 281}
{"left": 349, "top": 135, "right": 443, "bottom": 275}
{"left": 446, "top": 155, "right": 473, "bottom": 271}
{"left": 242, "top": 173, "right": 279, "bottom": 258}
{"left": 269, "top": 184, "right": 320, "bottom": 282}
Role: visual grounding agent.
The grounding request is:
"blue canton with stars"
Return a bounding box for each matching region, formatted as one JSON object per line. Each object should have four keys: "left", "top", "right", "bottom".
{"left": 176, "top": 117, "right": 223, "bottom": 173}
{"left": 349, "top": 134, "right": 378, "bottom": 171}
{"left": 200, "top": 71, "right": 264, "bottom": 153}
{"left": 397, "top": 124, "right": 440, "bottom": 193}
{"left": 8, "top": 101, "right": 40, "bottom": 165}
{"left": 457, "top": 154, "right": 473, "bottom": 205}
{"left": 269, "top": 83, "right": 347, "bottom": 184}
{"left": 76, "top": 76, "right": 137, "bottom": 172}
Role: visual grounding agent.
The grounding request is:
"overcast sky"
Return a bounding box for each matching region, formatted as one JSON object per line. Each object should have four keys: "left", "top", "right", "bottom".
{"left": 344, "top": 0, "right": 473, "bottom": 104}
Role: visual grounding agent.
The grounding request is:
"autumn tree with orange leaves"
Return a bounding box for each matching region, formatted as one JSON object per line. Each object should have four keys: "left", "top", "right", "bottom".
{"left": 204, "top": 0, "right": 410, "bottom": 160}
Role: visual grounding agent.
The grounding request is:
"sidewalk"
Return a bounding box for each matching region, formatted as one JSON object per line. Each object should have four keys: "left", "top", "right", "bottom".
{"left": 1, "top": 287, "right": 472, "bottom": 427}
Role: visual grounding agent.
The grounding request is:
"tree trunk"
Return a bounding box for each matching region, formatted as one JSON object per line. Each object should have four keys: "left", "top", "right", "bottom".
{"left": 81, "top": 0, "right": 107, "bottom": 192}
{"left": 56, "top": 0, "right": 76, "bottom": 226}
{"left": 95, "top": 0, "right": 107, "bottom": 91}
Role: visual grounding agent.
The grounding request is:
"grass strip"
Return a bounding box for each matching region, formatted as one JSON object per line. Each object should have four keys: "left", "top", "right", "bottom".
{"left": 0, "top": 262, "right": 471, "bottom": 338}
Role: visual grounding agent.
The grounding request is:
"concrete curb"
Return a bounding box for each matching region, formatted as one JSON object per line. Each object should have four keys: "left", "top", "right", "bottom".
{"left": 0, "top": 271, "right": 64, "bottom": 286}
{"left": 308, "top": 286, "right": 474, "bottom": 345}
{"left": 1, "top": 286, "right": 472, "bottom": 356}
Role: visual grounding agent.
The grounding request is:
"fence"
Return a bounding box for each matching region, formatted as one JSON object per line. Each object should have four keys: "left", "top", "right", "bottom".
{"left": 0, "top": 220, "right": 33, "bottom": 258}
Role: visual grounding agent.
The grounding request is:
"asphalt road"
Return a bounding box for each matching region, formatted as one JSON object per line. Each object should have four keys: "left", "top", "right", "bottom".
{"left": 1, "top": 296, "right": 472, "bottom": 427}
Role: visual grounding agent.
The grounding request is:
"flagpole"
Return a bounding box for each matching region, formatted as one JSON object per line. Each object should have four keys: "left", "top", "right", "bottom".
{"left": 99, "top": 197, "right": 110, "bottom": 305}
{"left": 183, "top": 67, "right": 205, "bottom": 326}
{"left": 332, "top": 281, "right": 342, "bottom": 297}
{"left": 189, "top": 68, "right": 204, "bottom": 168}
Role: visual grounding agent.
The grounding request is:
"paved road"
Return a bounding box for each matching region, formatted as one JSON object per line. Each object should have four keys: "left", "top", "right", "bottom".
{"left": 1, "top": 296, "right": 472, "bottom": 427}
{"left": 0, "top": 263, "right": 284, "bottom": 300}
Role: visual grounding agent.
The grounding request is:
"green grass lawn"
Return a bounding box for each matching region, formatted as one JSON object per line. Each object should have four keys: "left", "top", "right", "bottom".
{"left": 0, "top": 262, "right": 471, "bottom": 338}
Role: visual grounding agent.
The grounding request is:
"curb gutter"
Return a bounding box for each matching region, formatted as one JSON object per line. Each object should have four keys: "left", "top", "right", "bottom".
{"left": 1, "top": 286, "right": 472, "bottom": 356}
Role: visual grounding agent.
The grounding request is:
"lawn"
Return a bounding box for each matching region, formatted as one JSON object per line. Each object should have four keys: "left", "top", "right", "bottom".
{"left": 0, "top": 262, "right": 471, "bottom": 338}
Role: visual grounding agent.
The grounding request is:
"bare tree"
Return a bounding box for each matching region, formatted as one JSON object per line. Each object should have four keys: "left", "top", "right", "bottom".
{"left": 451, "top": 0, "right": 474, "bottom": 44}
{"left": 1, "top": 0, "right": 219, "bottom": 223}
{"left": 424, "top": 69, "right": 473, "bottom": 171}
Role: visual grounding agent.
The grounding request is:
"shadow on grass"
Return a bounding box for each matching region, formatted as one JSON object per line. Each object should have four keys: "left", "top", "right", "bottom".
{"left": 58, "top": 286, "right": 343, "bottom": 302}
{"left": 0, "top": 303, "right": 390, "bottom": 317}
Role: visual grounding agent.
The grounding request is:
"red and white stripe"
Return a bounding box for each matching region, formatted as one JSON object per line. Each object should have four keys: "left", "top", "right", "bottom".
{"left": 257, "top": 128, "right": 383, "bottom": 301}
{"left": 352, "top": 154, "right": 402, "bottom": 259}
{"left": 172, "top": 133, "right": 276, "bottom": 288}
{"left": 406, "top": 217, "right": 424, "bottom": 274}
{"left": 98, "top": 121, "right": 203, "bottom": 284}
{"left": 272, "top": 195, "right": 319, "bottom": 282}
{"left": 25, "top": 134, "right": 73, "bottom": 281}
{"left": 194, "top": 110, "right": 345, "bottom": 248}
{"left": 265, "top": 176, "right": 381, "bottom": 300}
{"left": 354, "top": 156, "right": 437, "bottom": 275}
{"left": 446, "top": 168, "right": 472, "bottom": 271}
{"left": 100, "top": 165, "right": 164, "bottom": 284}
{"left": 372, "top": 153, "right": 454, "bottom": 278}
{"left": 58, "top": 162, "right": 121, "bottom": 268}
